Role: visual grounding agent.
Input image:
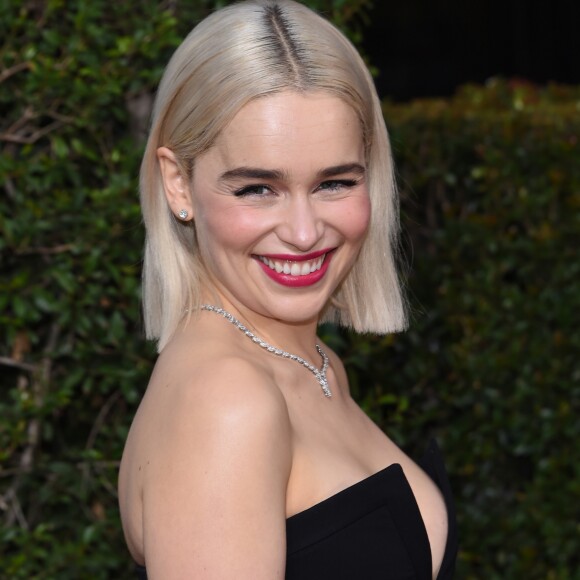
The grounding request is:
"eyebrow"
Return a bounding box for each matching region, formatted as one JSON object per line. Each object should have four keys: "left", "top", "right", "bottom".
{"left": 218, "top": 163, "right": 366, "bottom": 182}
{"left": 318, "top": 163, "right": 366, "bottom": 179}
{"left": 219, "top": 167, "right": 288, "bottom": 181}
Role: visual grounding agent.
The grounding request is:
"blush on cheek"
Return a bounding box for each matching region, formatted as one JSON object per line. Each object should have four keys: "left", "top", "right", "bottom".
{"left": 343, "top": 195, "right": 372, "bottom": 241}
{"left": 211, "top": 215, "right": 265, "bottom": 248}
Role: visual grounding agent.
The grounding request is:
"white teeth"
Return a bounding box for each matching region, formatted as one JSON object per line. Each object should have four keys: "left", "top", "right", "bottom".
{"left": 259, "top": 254, "right": 327, "bottom": 276}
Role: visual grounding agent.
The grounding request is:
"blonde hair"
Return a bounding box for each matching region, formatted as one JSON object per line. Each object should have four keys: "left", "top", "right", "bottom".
{"left": 140, "top": 0, "right": 407, "bottom": 350}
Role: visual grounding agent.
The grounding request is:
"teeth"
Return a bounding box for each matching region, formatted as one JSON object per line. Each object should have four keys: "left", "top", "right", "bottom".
{"left": 258, "top": 254, "right": 326, "bottom": 276}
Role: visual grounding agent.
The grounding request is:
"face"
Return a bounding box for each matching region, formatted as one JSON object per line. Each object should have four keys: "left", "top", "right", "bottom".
{"left": 182, "top": 92, "right": 370, "bottom": 324}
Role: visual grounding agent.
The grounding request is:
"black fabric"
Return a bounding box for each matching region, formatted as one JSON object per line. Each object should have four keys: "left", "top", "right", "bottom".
{"left": 134, "top": 440, "right": 458, "bottom": 579}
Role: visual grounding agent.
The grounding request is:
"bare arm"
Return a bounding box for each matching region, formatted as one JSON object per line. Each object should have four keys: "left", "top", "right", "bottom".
{"left": 141, "top": 357, "right": 292, "bottom": 579}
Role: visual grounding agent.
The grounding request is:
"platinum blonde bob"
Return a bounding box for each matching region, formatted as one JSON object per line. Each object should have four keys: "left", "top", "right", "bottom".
{"left": 140, "top": 0, "right": 407, "bottom": 351}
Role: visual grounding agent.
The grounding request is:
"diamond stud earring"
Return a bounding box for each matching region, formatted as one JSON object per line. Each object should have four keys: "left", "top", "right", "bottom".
{"left": 178, "top": 209, "right": 188, "bottom": 220}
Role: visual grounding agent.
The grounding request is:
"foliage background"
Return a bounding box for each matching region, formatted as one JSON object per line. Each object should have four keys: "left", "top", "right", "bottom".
{"left": 1, "top": 0, "right": 578, "bottom": 578}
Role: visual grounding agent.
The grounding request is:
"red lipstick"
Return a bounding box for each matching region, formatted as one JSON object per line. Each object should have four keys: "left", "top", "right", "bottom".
{"left": 254, "top": 249, "right": 334, "bottom": 288}
{"left": 258, "top": 248, "right": 330, "bottom": 262}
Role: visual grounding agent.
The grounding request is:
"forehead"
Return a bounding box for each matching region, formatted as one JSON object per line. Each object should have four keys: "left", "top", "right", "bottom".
{"left": 207, "top": 91, "right": 364, "bottom": 172}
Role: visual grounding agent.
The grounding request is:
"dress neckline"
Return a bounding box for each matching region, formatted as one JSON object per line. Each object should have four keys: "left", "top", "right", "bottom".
{"left": 286, "top": 462, "right": 401, "bottom": 521}
{"left": 134, "top": 440, "right": 458, "bottom": 580}
{"left": 285, "top": 439, "right": 457, "bottom": 579}
{"left": 286, "top": 437, "right": 445, "bottom": 523}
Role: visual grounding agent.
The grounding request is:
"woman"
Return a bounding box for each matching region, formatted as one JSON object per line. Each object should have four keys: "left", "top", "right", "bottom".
{"left": 118, "top": 1, "right": 457, "bottom": 578}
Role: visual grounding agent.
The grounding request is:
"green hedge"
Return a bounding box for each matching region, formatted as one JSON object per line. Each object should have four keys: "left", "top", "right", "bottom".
{"left": 322, "top": 81, "right": 579, "bottom": 579}
{"left": 1, "top": 0, "right": 578, "bottom": 576}
{"left": 0, "top": 1, "right": 369, "bottom": 578}
{"left": 375, "top": 82, "right": 579, "bottom": 578}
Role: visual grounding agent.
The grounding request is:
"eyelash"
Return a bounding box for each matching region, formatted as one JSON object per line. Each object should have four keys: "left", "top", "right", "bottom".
{"left": 234, "top": 184, "right": 271, "bottom": 197}
{"left": 233, "top": 179, "right": 360, "bottom": 197}
{"left": 318, "top": 179, "right": 359, "bottom": 192}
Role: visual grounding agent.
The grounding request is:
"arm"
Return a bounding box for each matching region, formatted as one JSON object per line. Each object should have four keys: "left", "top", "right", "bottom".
{"left": 142, "top": 357, "right": 292, "bottom": 579}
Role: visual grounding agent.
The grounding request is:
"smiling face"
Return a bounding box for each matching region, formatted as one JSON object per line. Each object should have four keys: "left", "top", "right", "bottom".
{"left": 165, "top": 91, "right": 371, "bottom": 325}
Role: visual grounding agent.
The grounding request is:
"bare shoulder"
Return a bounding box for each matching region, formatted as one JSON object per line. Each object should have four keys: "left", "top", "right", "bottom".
{"left": 126, "top": 341, "right": 291, "bottom": 578}
{"left": 143, "top": 341, "right": 294, "bottom": 483}
{"left": 145, "top": 322, "right": 291, "bottom": 421}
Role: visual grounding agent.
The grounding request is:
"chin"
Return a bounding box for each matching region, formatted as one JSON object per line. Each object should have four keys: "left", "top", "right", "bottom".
{"left": 260, "top": 295, "right": 332, "bottom": 325}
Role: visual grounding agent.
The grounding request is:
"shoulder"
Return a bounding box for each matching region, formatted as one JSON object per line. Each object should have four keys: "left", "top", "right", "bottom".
{"left": 145, "top": 344, "right": 292, "bottom": 461}
{"left": 143, "top": 349, "right": 293, "bottom": 483}
{"left": 131, "top": 318, "right": 294, "bottom": 489}
{"left": 154, "top": 334, "right": 290, "bottom": 416}
{"left": 135, "top": 350, "right": 291, "bottom": 577}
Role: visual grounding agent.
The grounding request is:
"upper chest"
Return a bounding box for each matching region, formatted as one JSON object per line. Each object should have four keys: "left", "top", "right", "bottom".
{"left": 283, "top": 392, "right": 449, "bottom": 578}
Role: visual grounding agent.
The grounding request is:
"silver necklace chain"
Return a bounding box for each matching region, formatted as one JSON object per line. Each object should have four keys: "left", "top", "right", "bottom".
{"left": 201, "top": 305, "right": 332, "bottom": 398}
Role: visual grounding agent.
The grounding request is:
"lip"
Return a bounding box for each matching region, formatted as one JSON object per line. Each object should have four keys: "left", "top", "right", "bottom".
{"left": 253, "top": 249, "right": 335, "bottom": 288}
{"left": 257, "top": 248, "right": 331, "bottom": 262}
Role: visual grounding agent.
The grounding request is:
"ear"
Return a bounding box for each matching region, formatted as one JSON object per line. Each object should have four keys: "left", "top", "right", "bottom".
{"left": 157, "top": 147, "right": 194, "bottom": 221}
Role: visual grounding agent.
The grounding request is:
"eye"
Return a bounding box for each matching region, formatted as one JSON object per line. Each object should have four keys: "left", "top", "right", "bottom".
{"left": 317, "top": 179, "right": 359, "bottom": 193}
{"left": 233, "top": 184, "right": 272, "bottom": 197}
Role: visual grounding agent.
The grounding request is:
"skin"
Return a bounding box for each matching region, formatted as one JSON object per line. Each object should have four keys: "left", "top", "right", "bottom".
{"left": 118, "top": 92, "right": 448, "bottom": 579}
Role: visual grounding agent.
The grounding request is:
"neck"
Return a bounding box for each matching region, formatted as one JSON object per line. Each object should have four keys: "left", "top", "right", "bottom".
{"left": 200, "top": 303, "right": 332, "bottom": 397}
{"left": 202, "top": 293, "right": 322, "bottom": 362}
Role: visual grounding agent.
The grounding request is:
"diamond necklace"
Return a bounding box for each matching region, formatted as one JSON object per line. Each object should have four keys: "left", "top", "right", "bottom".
{"left": 201, "top": 305, "right": 332, "bottom": 398}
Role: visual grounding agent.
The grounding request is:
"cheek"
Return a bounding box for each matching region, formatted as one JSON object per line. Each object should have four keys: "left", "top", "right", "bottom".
{"left": 196, "top": 207, "right": 264, "bottom": 259}
{"left": 337, "top": 195, "right": 371, "bottom": 243}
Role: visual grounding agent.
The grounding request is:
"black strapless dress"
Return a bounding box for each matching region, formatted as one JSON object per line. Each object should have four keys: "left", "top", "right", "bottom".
{"left": 135, "top": 440, "right": 458, "bottom": 579}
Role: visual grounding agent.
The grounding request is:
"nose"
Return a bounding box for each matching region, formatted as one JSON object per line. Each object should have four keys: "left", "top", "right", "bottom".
{"left": 276, "top": 196, "right": 322, "bottom": 251}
